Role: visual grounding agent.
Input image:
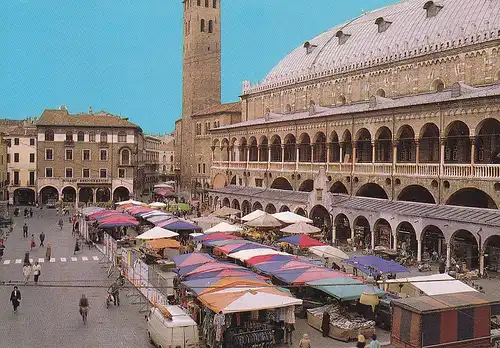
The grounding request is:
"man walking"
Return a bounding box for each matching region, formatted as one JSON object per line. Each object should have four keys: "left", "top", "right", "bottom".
{"left": 10, "top": 286, "right": 21, "bottom": 312}
{"left": 23, "top": 223, "right": 28, "bottom": 238}
{"left": 39, "top": 232, "right": 45, "bottom": 247}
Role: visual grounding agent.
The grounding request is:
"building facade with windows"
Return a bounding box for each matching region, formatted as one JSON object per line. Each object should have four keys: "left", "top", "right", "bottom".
{"left": 208, "top": 0, "right": 500, "bottom": 274}
{"left": 136, "top": 135, "right": 161, "bottom": 197}
{"left": 0, "top": 131, "right": 8, "bottom": 201}
{"left": 36, "top": 107, "right": 143, "bottom": 205}
{"left": 2, "top": 118, "right": 37, "bottom": 205}
{"left": 157, "top": 134, "right": 176, "bottom": 183}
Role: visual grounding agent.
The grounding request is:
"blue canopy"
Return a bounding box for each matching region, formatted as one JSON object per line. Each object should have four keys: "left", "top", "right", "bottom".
{"left": 222, "top": 243, "right": 265, "bottom": 254}
{"left": 253, "top": 261, "right": 292, "bottom": 275}
{"left": 307, "top": 277, "right": 386, "bottom": 301}
{"left": 162, "top": 220, "right": 201, "bottom": 232}
{"left": 171, "top": 253, "right": 214, "bottom": 266}
{"left": 183, "top": 269, "right": 257, "bottom": 281}
{"left": 99, "top": 221, "right": 138, "bottom": 228}
{"left": 343, "top": 255, "right": 408, "bottom": 276}
{"left": 94, "top": 213, "right": 130, "bottom": 221}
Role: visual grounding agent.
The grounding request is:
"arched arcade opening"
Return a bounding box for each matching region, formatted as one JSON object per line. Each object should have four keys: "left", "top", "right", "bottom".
{"left": 265, "top": 203, "right": 277, "bottom": 214}
{"left": 447, "top": 188, "right": 497, "bottom": 209}
{"left": 40, "top": 186, "right": 58, "bottom": 205}
{"left": 396, "top": 222, "right": 417, "bottom": 257}
{"left": 356, "top": 183, "right": 388, "bottom": 199}
{"left": 62, "top": 187, "right": 76, "bottom": 203}
{"left": 13, "top": 188, "right": 36, "bottom": 205}
{"left": 79, "top": 188, "right": 93, "bottom": 203}
{"left": 96, "top": 188, "right": 110, "bottom": 203}
{"left": 353, "top": 216, "right": 371, "bottom": 249}
{"left": 374, "top": 218, "right": 392, "bottom": 248}
{"left": 451, "top": 229, "right": 479, "bottom": 269}
{"left": 113, "top": 187, "right": 130, "bottom": 202}
{"left": 310, "top": 205, "right": 331, "bottom": 240}
{"left": 334, "top": 214, "right": 351, "bottom": 244}
{"left": 270, "top": 177, "right": 293, "bottom": 191}
{"left": 398, "top": 185, "right": 436, "bottom": 204}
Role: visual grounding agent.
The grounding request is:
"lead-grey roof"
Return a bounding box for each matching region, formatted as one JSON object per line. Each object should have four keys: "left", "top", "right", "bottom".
{"left": 209, "top": 185, "right": 309, "bottom": 203}
{"left": 330, "top": 194, "right": 500, "bottom": 227}
{"left": 244, "top": 0, "right": 500, "bottom": 94}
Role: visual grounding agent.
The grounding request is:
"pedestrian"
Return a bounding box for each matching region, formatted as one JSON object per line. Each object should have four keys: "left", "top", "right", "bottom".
{"left": 23, "top": 223, "right": 28, "bottom": 238}
{"left": 438, "top": 257, "right": 446, "bottom": 274}
{"left": 10, "top": 286, "right": 21, "bottom": 312}
{"left": 30, "top": 234, "right": 36, "bottom": 250}
{"left": 23, "top": 252, "right": 30, "bottom": 266}
{"left": 29, "top": 208, "right": 33, "bottom": 218}
{"left": 299, "top": 333, "right": 311, "bottom": 348}
{"left": 32, "top": 261, "right": 41, "bottom": 285}
{"left": 23, "top": 263, "right": 31, "bottom": 284}
{"left": 45, "top": 243, "right": 52, "bottom": 261}
{"left": 39, "top": 232, "right": 45, "bottom": 247}
{"left": 321, "top": 311, "right": 331, "bottom": 337}
{"left": 369, "top": 334, "right": 381, "bottom": 348}
{"left": 111, "top": 282, "right": 120, "bottom": 306}
{"left": 357, "top": 331, "right": 366, "bottom": 348}
{"left": 74, "top": 239, "right": 80, "bottom": 255}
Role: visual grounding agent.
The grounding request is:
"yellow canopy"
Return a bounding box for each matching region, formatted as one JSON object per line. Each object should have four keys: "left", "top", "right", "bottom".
{"left": 147, "top": 239, "right": 181, "bottom": 249}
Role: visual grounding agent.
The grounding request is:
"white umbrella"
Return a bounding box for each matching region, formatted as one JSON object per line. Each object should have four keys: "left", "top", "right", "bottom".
{"left": 228, "top": 248, "right": 287, "bottom": 261}
{"left": 212, "top": 206, "right": 241, "bottom": 217}
{"left": 149, "top": 202, "right": 167, "bottom": 208}
{"left": 204, "top": 222, "right": 243, "bottom": 234}
{"left": 141, "top": 211, "right": 170, "bottom": 218}
{"left": 280, "top": 222, "right": 321, "bottom": 234}
{"left": 154, "top": 183, "right": 174, "bottom": 189}
{"left": 244, "top": 213, "right": 282, "bottom": 228}
{"left": 309, "top": 245, "right": 349, "bottom": 260}
{"left": 192, "top": 215, "right": 225, "bottom": 225}
{"left": 116, "top": 199, "right": 144, "bottom": 206}
{"left": 147, "top": 215, "right": 174, "bottom": 223}
{"left": 136, "top": 226, "right": 179, "bottom": 240}
{"left": 189, "top": 233, "right": 204, "bottom": 238}
{"left": 272, "top": 211, "right": 313, "bottom": 224}
{"left": 241, "top": 209, "right": 266, "bottom": 222}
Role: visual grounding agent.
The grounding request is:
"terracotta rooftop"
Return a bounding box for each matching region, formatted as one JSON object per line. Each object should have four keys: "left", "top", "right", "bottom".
{"left": 192, "top": 102, "right": 241, "bottom": 117}
{"left": 37, "top": 109, "right": 141, "bottom": 129}
{"left": 0, "top": 119, "right": 37, "bottom": 136}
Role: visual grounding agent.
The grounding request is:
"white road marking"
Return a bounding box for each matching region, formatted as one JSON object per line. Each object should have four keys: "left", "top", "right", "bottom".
{"left": 15, "top": 259, "right": 21, "bottom": 264}
{"left": 38, "top": 258, "right": 44, "bottom": 263}
{"left": 92, "top": 256, "right": 99, "bottom": 261}
{"left": 71, "top": 257, "right": 77, "bottom": 262}
{"left": 61, "top": 257, "right": 66, "bottom": 262}
{"left": 50, "top": 258, "right": 55, "bottom": 263}
{"left": 82, "top": 256, "right": 88, "bottom": 261}
{"left": 3, "top": 260, "right": 10, "bottom": 265}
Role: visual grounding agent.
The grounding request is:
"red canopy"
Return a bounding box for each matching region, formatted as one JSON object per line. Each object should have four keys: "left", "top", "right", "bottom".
{"left": 185, "top": 263, "right": 243, "bottom": 276}
{"left": 245, "top": 254, "right": 296, "bottom": 266}
{"left": 99, "top": 215, "right": 138, "bottom": 225}
{"left": 125, "top": 206, "right": 152, "bottom": 214}
{"left": 203, "top": 233, "right": 242, "bottom": 242}
{"left": 89, "top": 210, "right": 119, "bottom": 219}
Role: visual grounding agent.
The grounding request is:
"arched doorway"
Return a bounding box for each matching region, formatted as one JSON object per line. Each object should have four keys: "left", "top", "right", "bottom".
{"left": 447, "top": 188, "right": 497, "bottom": 209}
{"left": 313, "top": 132, "right": 327, "bottom": 163}
{"left": 270, "top": 177, "right": 293, "bottom": 191}
{"left": 231, "top": 199, "right": 240, "bottom": 210}
{"left": 451, "top": 229, "right": 479, "bottom": 269}
{"left": 295, "top": 208, "right": 306, "bottom": 217}
{"left": 396, "top": 125, "right": 416, "bottom": 163}
{"left": 252, "top": 201, "right": 263, "bottom": 211}
{"left": 222, "top": 198, "right": 230, "bottom": 207}
{"left": 212, "top": 174, "right": 226, "bottom": 189}
{"left": 248, "top": 137, "right": 258, "bottom": 162}
{"left": 375, "top": 127, "right": 392, "bottom": 163}
{"left": 353, "top": 216, "right": 371, "bottom": 249}
{"left": 79, "top": 188, "right": 93, "bottom": 204}
{"left": 310, "top": 205, "right": 331, "bottom": 240}
{"left": 398, "top": 185, "right": 436, "bottom": 204}
{"left": 330, "top": 181, "right": 348, "bottom": 194}
{"left": 475, "top": 118, "right": 500, "bottom": 164}
{"left": 334, "top": 214, "right": 351, "bottom": 244}
{"left": 374, "top": 219, "right": 392, "bottom": 248}
{"left": 356, "top": 128, "right": 372, "bottom": 163}
{"left": 241, "top": 200, "right": 251, "bottom": 216}
{"left": 356, "top": 183, "right": 388, "bottom": 199}
{"left": 299, "top": 133, "right": 311, "bottom": 162}
{"left": 230, "top": 176, "right": 237, "bottom": 185}
{"left": 419, "top": 123, "right": 440, "bottom": 163}
{"left": 279, "top": 205, "right": 290, "bottom": 212}
{"left": 421, "top": 225, "right": 446, "bottom": 259}
{"left": 61, "top": 186, "right": 76, "bottom": 203}
{"left": 444, "top": 121, "right": 471, "bottom": 164}
{"left": 284, "top": 134, "right": 296, "bottom": 162}
{"left": 484, "top": 236, "right": 500, "bottom": 272}
{"left": 299, "top": 179, "right": 314, "bottom": 192}
{"left": 396, "top": 222, "right": 417, "bottom": 256}
{"left": 40, "top": 186, "right": 59, "bottom": 204}
{"left": 113, "top": 187, "right": 130, "bottom": 202}
{"left": 265, "top": 203, "right": 277, "bottom": 214}
{"left": 13, "top": 188, "right": 36, "bottom": 205}
{"left": 96, "top": 188, "right": 110, "bottom": 202}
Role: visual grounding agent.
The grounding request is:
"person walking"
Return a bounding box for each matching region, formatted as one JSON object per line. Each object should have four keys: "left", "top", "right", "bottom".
{"left": 45, "top": 243, "right": 52, "bottom": 261}
{"left": 30, "top": 235, "right": 36, "bottom": 250}
{"left": 74, "top": 239, "right": 80, "bottom": 255}
{"left": 356, "top": 331, "right": 366, "bottom": 348}
{"left": 321, "top": 311, "right": 331, "bottom": 337}
{"left": 23, "top": 223, "right": 28, "bottom": 238}
{"left": 299, "top": 333, "right": 311, "bottom": 348}
{"left": 23, "top": 263, "right": 31, "bottom": 284}
{"left": 29, "top": 208, "right": 33, "bottom": 218}
{"left": 369, "top": 334, "right": 381, "bottom": 348}
{"left": 32, "top": 261, "right": 41, "bottom": 285}
{"left": 10, "top": 286, "right": 21, "bottom": 312}
{"left": 39, "top": 232, "right": 45, "bottom": 247}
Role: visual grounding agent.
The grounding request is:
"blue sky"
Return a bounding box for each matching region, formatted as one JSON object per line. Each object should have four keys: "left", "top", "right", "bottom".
{"left": 0, "top": 0, "right": 395, "bottom": 134}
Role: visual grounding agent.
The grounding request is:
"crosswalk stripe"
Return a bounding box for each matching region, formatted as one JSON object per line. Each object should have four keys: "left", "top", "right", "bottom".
{"left": 93, "top": 256, "right": 99, "bottom": 261}
{"left": 38, "top": 258, "right": 44, "bottom": 263}
{"left": 82, "top": 256, "right": 88, "bottom": 261}
{"left": 50, "top": 258, "right": 55, "bottom": 263}
{"left": 71, "top": 257, "right": 77, "bottom": 262}
{"left": 3, "top": 260, "right": 10, "bottom": 265}
{"left": 61, "top": 257, "right": 66, "bottom": 262}
{"left": 15, "top": 259, "right": 21, "bottom": 264}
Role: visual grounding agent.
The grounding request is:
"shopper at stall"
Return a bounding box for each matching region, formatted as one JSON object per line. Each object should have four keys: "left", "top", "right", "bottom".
{"left": 299, "top": 333, "right": 311, "bottom": 348}
{"left": 356, "top": 331, "right": 366, "bottom": 348}
{"left": 321, "top": 311, "right": 330, "bottom": 337}
{"left": 369, "top": 334, "right": 381, "bottom": 348}
{"left": 213, "top": 311, "right": 225, "bottom": 344}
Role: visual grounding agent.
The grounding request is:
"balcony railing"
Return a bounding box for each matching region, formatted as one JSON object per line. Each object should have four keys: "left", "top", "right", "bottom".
{"left": 443, "top": 164, "right": 472, "bottom": 178}
{"left": 474, "top": 164, "right": 500, "bottom": 179}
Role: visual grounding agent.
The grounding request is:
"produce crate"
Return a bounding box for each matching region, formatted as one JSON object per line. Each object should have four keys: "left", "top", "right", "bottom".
{"left": 307, "top": 310, "right": 375, "bottom": 342}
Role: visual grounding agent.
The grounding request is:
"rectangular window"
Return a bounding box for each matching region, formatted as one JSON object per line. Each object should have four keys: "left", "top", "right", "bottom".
{"left": 99, "top": 168, "right": 107, "bottom": 178}
{"left": 14, "top": 153, "right": 19, "bottom": 162}
{"left": 198, "top": 163, "right": 201, "bottom": 174}
{"left": 45, "top": 149, "right": 53, "bottom": 160}
{"left": 89, "top": 133, "right": 95, "bottom": 142}
{"left": 203, "top": 163, "right": 206, "bottom": 174}
{"left": 13, "top": 171, "right": 19, "bottom": 185}
{"left": 83, "top": 150, "right": 90, "bottom": 161}
{"left": 45, "top": 168, "right": 53, "bottom": 178}
{"left": 82, "top": 168, "right": 90, "bottom": 178}
{"left": 30, "top": 138, "right": 35, "bottom": 146}
{"left": 255, "top": 178, "right": 263, "bottom": 187}
{"left": 65, "top": 168, "right": 73, "bottom": 178}
{"left": 29, "top": 171, "right": 35, "bottom": 185}
{"left": 6, "top": 154, "right": 10, "bottom": 163}
{"left": 100, "top": 149, "right": 108, "bottom": 161}
{"left": 29, "top": 153, "right": 35, "bottom": 163}
{"left": 65, "top": 149, "right": 73, "bottom": 160}
{"left": 118, "top": 168, "right": 126, "bottom": 178}
{"left": 14, "top": 138, "right": 19, "bottom": 146}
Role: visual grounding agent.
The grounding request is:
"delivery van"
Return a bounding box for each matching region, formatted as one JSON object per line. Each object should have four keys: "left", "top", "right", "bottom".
{"left": 147, "top": 306, "right": 199, "bottom": 348}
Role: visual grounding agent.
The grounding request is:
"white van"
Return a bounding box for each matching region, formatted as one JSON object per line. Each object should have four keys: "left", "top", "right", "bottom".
{"left": 147, "top": 306, "right": 200, "bottom": 348}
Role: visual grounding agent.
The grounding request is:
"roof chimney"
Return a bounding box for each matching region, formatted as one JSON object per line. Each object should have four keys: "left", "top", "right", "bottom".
{"left": 59, "top": 105, "right": 67, "bottom": 111}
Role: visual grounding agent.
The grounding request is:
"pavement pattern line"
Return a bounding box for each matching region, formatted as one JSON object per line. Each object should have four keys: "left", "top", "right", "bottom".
{"left": 0, "top": 256, "right": 99, "bottom": 266}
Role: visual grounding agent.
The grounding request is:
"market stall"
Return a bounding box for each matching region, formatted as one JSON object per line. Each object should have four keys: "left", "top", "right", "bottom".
{"left": 343, "top": 255, "right": 408, "bottom": 278}
{"left": 272, "top": 212, "right": 313, "bottom": 224}
{"left": 204, "top": 222, "right": 243, "bottom": 234}
{"left": 383, "top": 273, "right": 476, "bottom": 297}
{"left": 241, "top": 209, "right": 266, "bottom": 222}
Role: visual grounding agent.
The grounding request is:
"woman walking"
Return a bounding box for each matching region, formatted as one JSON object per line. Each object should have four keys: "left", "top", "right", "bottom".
{"left": 45, "top": 243, "right": 52, "bottom": 261}
{"left": 23, "top": 263, "right": 31, "bottom": 284}
{"left": 32, "top": 261, "right": 41, "bottom": 285}
{"left": 30, "top": 235, "right": 36, "bottom": 250}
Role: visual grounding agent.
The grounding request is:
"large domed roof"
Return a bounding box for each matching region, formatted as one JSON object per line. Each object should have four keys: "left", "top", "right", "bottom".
{"left": 256, "top": 0, "right": 499, "bottom": 89}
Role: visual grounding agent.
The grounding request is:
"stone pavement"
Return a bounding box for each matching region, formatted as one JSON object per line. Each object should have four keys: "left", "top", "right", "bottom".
{"left": 0, "top": 208, "right": 150, "bottom": 348}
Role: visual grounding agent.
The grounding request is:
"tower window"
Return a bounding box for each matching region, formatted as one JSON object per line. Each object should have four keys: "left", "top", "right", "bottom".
{"left": 201, "top": 19, "right": 205, "bottom": 32}
{"left": 208, "top": 20, "right": 213, "bottom": 33}
{"left": 423, "top": 1, "right": 443, "bottom": 18}
{"left": 303, "top": 41, "right": 317, "bottom": 55}
{"left": 335, "top": 30, "right": 351, "bottom": 45}
{"left": 205, "top": 0, "right": 208, "bottom": 7}
{"left": 197, "top": 0, "right": 200, "bottom": 5}
{"left": 213, "top": 0, "right": 216, "bottom": 8}
{"left": 375, "top": 17, "right": 392, "bottom": 33}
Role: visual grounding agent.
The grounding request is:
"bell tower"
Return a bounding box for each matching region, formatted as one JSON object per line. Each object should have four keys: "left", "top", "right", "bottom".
{"left": 180, "top": 0, "right": 222, "bottom": 188}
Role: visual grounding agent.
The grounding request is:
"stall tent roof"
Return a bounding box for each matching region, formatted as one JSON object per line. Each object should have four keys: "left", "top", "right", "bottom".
{"left": 385, "top": 274, "right": 477, "bottom": 296}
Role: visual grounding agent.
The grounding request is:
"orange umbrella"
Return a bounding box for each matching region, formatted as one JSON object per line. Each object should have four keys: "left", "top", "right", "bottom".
{"left": 147, "top": 239, "right": 181, "bottom": 249}
{"left": 198, "top": 277, "right": 268, "bottom": 296}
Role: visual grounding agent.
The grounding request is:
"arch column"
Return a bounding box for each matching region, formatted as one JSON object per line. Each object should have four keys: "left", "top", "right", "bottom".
{"left": 392, "top": 231, "right": 398, "bottom": 251}
{"left": 310, "top": 145, "right": 314, "bottom": 164}
{"left": 417, "top": 239, "right": 422, "bottom": 262}
{"left": 211, "top": 146, "right": 215, "bottom": 162}
{"left": 93, "top": 188, "right": 97, "bottom": 203}
{"left": 440, "top": 138, "right": 445, "bottom": 176}
{"left": 351, "top": 142, "right": 357, "bottom": 165}
{"left": 392, "top": 141, "right": 398, "bottom": 173}
{"left": 326, "top": 142, "right": 331, "bottom": 167}
{"left": 267, "top": 146, "right": 271, "bottom": 170}
{"left": 339, "top": 144, "right": 344, "bottom": 163}
{"left": 415, "top": 139, "right": 420, "bottom": 164}
{"left": 281, "top": 145, "right": 285, "bottom": 170}
{"left": 296, "top": 146, "right": 299, "bottom": 171}
{"left": 371, "top": 141, "right": 376, "bottom": 166}
{"left": 371, "top": 229, "right": 375, "bottom": 250}
{"left": 470, "top": 136, "right": 475, "bottom": 176}
{"left": 246, "top": 147, "right": 250, "bottom": 168}
{"left": 446, "top": 242, "right": 451, "bottom": 269}
{"left": 332, "top": 225, "right": 336, "bottom": 245}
